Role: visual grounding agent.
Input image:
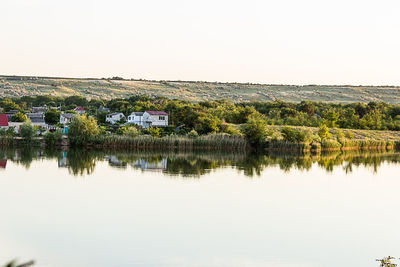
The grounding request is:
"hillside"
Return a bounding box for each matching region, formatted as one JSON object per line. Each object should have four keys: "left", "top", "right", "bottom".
{"left": 1, "top": 75, "right": 400, "bottom": 103}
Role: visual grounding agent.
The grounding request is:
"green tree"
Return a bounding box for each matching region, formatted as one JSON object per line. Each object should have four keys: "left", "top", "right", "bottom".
{"left": 44, "top": 109, "right": 60, "bottom": 125}
{"left": 322, "top": 108, "right": 339, "bottom": 127}
{"left": 20, "top": 122, "right": 35, "bottom": 141}
{"left": 240, "top": 116, "right": 267, "bottom": 147}
{"left": 11, "top": 112, "right": 28, "bottom": 122}
{"left": 68, "top": 115, "right": 99, "bottom": 145}
{"left": 318, "top": 124, "right": 331, "bottom": 140}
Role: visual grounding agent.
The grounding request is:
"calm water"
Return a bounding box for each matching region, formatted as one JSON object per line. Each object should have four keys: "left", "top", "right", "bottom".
{"left": 1, "top": 148, "right": 400, "bottom": 267}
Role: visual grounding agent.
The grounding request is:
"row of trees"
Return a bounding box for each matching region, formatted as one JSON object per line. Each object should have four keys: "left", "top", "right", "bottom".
{"left": 1, "top": 96, "right": 400, "bottom": 136}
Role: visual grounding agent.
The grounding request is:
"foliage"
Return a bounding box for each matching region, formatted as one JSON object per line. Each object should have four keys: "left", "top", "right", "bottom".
{"left": 20, "top": 122, "right": 35, "bottom": 140}
{"left": 68, "top": 115, "right": 99, "bottom": 145}
{"left": 147, "top": 127, "right": 161, "bottom": 137}
{"left": 11, "top": 112, "right": 28, "bottom": 122}
{"left": 187, "top": 129, "right": 199, "bottom": 138}
{"left": 281, "top": 127, "right": 312, "bottom": 143}
{"left": 44, "top": 129, "right": 62, "bottom": 146}
{"left": 240, "top": 116, "right": 267, "bottom": 146}
{"left": 318, "top": 124, "right": 331, "bottom": 140}
{"left": 44, "top": 109, "right": 60, "bottom": 125}
{"left": 125, "top": 126, "right": 139, "bottom": 137}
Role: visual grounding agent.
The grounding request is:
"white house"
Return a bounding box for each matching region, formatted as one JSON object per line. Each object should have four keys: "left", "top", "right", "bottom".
{"left": 142, "top": 111, "right": 168, "bottom": 128}
{"left": 60, "top": 113, "right": 76, "bottom": 125}
{"left": 73, "top": 106, "right": 86, "bottom": 115}
{"left": 106, "top": 112, "right": 125, "bottom": 124}
{"left": 127, "top": 112, "right": 144, "bottom": 126}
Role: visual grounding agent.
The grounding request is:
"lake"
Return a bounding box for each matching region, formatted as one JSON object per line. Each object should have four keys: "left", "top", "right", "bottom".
{"left": 1, "top": 148, "right": 400, "bottom": 267}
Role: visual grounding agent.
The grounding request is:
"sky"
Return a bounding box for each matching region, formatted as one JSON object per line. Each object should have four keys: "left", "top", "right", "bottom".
{"left": 1, "top": 0, "right": 400, "bottom": 85}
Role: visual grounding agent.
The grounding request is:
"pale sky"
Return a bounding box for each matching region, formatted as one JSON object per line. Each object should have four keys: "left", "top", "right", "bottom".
{"left": 1, "top": 0, "right": 400, "bottom": 85}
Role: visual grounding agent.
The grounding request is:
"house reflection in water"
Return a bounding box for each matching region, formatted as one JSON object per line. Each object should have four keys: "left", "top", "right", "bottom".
{"left": 133, "top": 158, "right": 167, "bottom": 172}
{"left": 106, "top": 155, "right": 127, "bottom": 168}
{"left": 0, "top": 160, "right": 7, "bottom": 169}
{"left": 58, "top": 152, "right": 68, "bottom": 168}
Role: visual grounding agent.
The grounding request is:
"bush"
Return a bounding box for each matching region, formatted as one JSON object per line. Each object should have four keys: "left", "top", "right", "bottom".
{"left": 68, "top": 115, "right": 99, "bottom": 145}
{"left": 44, "top": 130, "right": 62, "bottom": 146}
{"left": 345, "top": 131, "right": 354, "bottom": 139}
{"left": 281, "top": 127, "right": 312, "bottom": 143}
{"left": 187, "top": 129, "right": 199, "bottom": 138}
{"left": 318, "top": 124, "right": 331, "bottom": 140}
{"left": 11, "top": 112, "right": 28, "bottom": 122}
{"left": 125, "top": 126, "right": 139, "bottom": 137}
{"left": 20, "top": 122, "right": 35, "bottom": 141}
{"left": 147, "top": 127, "right": 161, "bottom": 137}
{"left": 240, "top": 116, "right": 267, "bottom": 147}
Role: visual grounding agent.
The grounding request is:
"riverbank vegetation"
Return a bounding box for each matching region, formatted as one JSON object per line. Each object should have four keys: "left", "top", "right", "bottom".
{"left": 1, "top": 95, "right": 400, "bottom": 152}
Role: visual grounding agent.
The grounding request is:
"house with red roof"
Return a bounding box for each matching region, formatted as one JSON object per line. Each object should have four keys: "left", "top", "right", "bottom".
{"left": 0, "top": 114, "right": 9, "bottom": 128}
{"left": 142, "top": 111, "right": 168, "bottom": 128}
{"left": 127, "top": 111, "right": 168, "bottom": 128}
{"left": 73, "top": 106, "right": 86, "bottom": 115}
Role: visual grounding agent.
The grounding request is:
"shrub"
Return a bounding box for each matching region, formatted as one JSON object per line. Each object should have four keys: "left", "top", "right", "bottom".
{"left": 147, "top": 127, "right": 161, "bottom": 137}
{"left": 345, "top": 131, "right": 354, "bottom": 139}
{"left": 187, "top": 129, "right": 199, "bottom": 138}
{"left": 240, "top": 116, "right": 267, "bottom": 147}
{"left": 11, "top": 112, "right": 28, "bottom": 122}
{"left": 20, "top": 122, "right": 35, "bottom": 141}
{"left": 68, "top": 115, "right": 99, "bottom": 146}
{"left": 318, "top": 124, "right": 331, "bottom": 140}
{"left": 125, "top": 126, "right": 139, "bottom": 137}
{"left": 281, "top": 127, "right": 312, "bottom": 143}
{"left": 281, "top": 127, "right": 297, "bottom": 142}
{"left": 44, "top": 129, "right": 62, "bottom": 146}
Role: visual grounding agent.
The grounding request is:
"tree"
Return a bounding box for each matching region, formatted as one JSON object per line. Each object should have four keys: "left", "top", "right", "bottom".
{"left": 240, "top": 116, "right": 267, "bottom": 147}
{"left": 44, "top": 109, "right": 60, "bottom": 125}
{"left": 0, "top": 99, "right": 21, "bottom": 112}
{"left": 318, "top": 124, "right": 331, "bottom": 140}
{"left": 20, "top": 122, "right": 35, "bottom": 141}
{"left": 68, "top": 115, "right": 99, "bottom": 145}
{"left": 322, "top": 108, "right": 339, "bottom": 127}
{"left": 11, "top": 112, "right": 28, "bottom": 122}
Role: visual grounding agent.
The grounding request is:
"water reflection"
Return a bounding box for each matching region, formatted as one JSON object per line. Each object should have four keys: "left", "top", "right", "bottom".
{"left": 1, "top": 148, "right": 400, "bottom": 177}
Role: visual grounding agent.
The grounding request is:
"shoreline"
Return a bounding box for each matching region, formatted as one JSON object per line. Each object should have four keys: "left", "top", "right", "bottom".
{"left": 0, "top": 136, "right": 399, "bottom": 153}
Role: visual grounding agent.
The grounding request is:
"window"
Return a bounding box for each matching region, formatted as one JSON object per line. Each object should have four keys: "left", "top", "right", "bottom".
{"left": 159, "top": 116, "right": 165, "bottom": 120}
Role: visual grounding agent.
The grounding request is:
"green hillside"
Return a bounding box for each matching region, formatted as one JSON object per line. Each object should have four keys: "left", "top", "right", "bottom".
{"left": 1, "top": 75, "right": 400, "bottom": 103}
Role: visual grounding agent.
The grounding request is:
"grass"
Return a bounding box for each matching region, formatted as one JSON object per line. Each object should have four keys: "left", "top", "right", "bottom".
{"left": 88, "top": 134, "right": 248, "bottom": 151}
{"left": 2, "top": 75, "right": 400, "bottom": 103}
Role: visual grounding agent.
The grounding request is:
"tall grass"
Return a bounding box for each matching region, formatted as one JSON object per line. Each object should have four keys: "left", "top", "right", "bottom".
{"left": 88, "top": 134, "right": 248, "bottom": 151}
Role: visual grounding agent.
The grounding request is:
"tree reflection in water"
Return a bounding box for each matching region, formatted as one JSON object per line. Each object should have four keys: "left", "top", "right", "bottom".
{"left": 0, "top": 147, "right": 400, "bottom": 177}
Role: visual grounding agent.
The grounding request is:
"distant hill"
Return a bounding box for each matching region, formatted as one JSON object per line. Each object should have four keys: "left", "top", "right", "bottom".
{"left": 1, "top": 75, "right": 400, "bottom": 103}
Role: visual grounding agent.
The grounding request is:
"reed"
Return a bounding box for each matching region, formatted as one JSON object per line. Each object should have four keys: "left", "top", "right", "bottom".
{"left": 87, "top": 134, "right": 248, "bottom": 151}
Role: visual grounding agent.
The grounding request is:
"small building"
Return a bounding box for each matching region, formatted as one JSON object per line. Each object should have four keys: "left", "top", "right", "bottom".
{"left": 127, "top": 112, "right": 144, "bottom": 126}
{"left": 0, "top": 114, "right": 9, "bottom": 128}
{"left": 31, "top": 106, "right": 48, "bottom": 113}
{"left": 98, "top": 106, "right": 110, "bottom": 113}
{"left": 106, "top": 112, "right": 126, "bottom": 124}
{"left": 27, "top": 113, "right": 48, "bottom": 133}
{"left": 73, "top": 106, "right": 86, "bottom": 115}
{"left": 60, "top": 113, "right": 76, "bottom": 125}
{"left": 142, "top": 111, "right": 168, "bottom": 128}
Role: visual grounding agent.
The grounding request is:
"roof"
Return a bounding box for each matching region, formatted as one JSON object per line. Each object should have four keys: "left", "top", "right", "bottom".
{"left": 145, "top": 111, "right": 168, "bottom": 116}
{"left": 132, "top": 112, "right": 144, "bottom": 116}
{"left": 30, "top": 117, "right": 45, "bottom": 123}
{"left": 0, "top": 160, "right": 6, "bottom": 169}
{"left": 61, "top": 113, "right": 76, "bottom": 119}
{"left": 0, "top": 114, "right": 9, "bottom": 127}
{"left": 107, "top": 112, "right": 124, "bottom": 116}
{"left": 74, "top": 106, "right": 85, "bottom": 111}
